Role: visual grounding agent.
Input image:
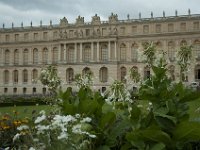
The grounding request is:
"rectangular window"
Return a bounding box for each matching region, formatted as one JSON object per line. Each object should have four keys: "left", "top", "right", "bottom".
{"left": 15, "top": 34, "right": 19, "bottom": 42}
{"left": 24, "top": 33, "right": 29, "bottom": 41}
{"left": 53, "top": 31, "right": 58, "bottom": 38}
{"left": 34, "top": 33, "right": 38, "bottom": 40}
{"left": 193, "top": 22, "right": 199, "bottom": 30}
{"left": 168, "top": 23, "right": 174, "bottom": 32}
{"left": 143, "top": 25, "right": 149, "bottom": 34}
{"left": 43, "top": 32, "right": 48, "bottom": 40}
{"left": 69, "top": 30, "right": 73, "bottom": 38}
{"left": 5, "top": 35, "right": 10, "bottom": 42}
{"left": 86, "top": 29, "right": 90, "bottom": 36}
{"left": 180, "top": 23, "right": 186, "bottom": 31}
{"left": 102, "top": 28, "right": 107, "bottom": 36}
{"left": 120, "top": 27, "right": 125, "bottom": 35}
{"left": 156, "top": 24, "right": 161, "bottom": 33}
{"left": 132, "top": 26, "right": 137, "bottom": 34}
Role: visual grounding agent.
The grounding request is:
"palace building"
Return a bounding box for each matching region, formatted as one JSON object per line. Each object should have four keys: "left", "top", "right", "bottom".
{"left": 0, "top": 10, "right": 200, "bottom": 95}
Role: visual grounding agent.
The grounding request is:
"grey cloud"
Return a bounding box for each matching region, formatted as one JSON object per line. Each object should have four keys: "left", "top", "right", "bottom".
{"left": 0, "top": 0, "right": 200, "bottom": 27}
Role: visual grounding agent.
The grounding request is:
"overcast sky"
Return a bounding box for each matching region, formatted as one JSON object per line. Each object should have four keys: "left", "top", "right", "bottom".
{"left": 0, "top": 0, "right": 199, "bottom": 28}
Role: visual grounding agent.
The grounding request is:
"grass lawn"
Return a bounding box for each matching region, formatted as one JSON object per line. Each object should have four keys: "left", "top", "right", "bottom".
{"left": 0, "top": 104, "right": 51, "bottom": 119}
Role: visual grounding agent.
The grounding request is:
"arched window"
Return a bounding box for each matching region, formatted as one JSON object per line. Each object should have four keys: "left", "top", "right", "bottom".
{"left": 83, "top": 45, "right": 91, "bottom": 62}
{"left": 23, "top": 49, "right": 29, "bottom": 65}
{"left": 52, "top": 47, "right": 58, "bottom": 63}
{"left": 100, "top": 44, "right": 108, "bottom": 61}
{"left": 99, "top": 67, "right": 108, "bottom": 82}
{"left": 67, "top": 46, "right": 74, "bottom": 63}
{"left": 144, "top": 66, "right": 150, "bottom": 80}
{"left": 23, "top": 87, "right": 27, "bottom": 94}
{"left": 66, "top": 68, "right": 74, "bottom": 83}
{"left": 195, "top": 65, "right": 200, "bottom": 81}
{"left": 156, "top": 41, "right": 162, "bottom": 51}
{"left": 180, "top": 40, "right": 187, "bottom": 47}
{"left": 194, "top": 40, "right": 200, "bottom": 59}
{"left": 120, "top": 43, "right": 126, "bottom": 61}
{"left": 5, "top": 49, "right": 10, "bottom": 64}
{"left": 4, "top": 70, "right": 9, "bottom": 84}
{"left": 23, "top": 69, "right": 28, "bottom": 83}
{"left": 131, "top": 43, "right": 138, "bottom": 62}
{"left": 168, "top": 41, "right": 175, "bottom": 62}
{"left": 82, "top": 67, "right": 91, "bottom": 76}
{"left": 32, "top": 69, "right": 38, "bottom": 83}
{"left": 13, "top": 88, "right": 17, "bottom": 94}
{"left": 120, "top": 67, "right": 126, "bottom": 83}
{"left": 33, "top": 48, "right": 38, "bottom": 64}
{"left": 42, "top": 48, "right": 48, "bottom": 64}
{"left": 13, "top": 70, "right": 18, "bottom": 84}
{"left": 33, "top": 87, "right": 36, "bottom": 94}
{"left": 168, "top": 65, "right": 175, "bottom": 81}
{"left": 14, "top": 49, "right": 19, "bottom": 65}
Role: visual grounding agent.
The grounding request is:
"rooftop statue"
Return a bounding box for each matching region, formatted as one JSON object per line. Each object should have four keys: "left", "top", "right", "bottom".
{"left": 60, "top": 17, "right": 68, "bottom": 27}
{"left": 109, "top": 13, "right": 118, "bottom": 24}
{"left": 92, "top": 14, "right": 101, "bottom": 25}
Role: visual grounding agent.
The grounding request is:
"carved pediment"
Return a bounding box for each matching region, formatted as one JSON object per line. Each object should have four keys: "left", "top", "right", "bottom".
{"left": 60, "top": 17, "right": 68, "bottom": 27}
{"left": 109, "top": 13, "right": 118, "bottom": 24}
{"left": 76, "top": 15, "right": 84, "bottom": 25}
{"left": 92, "top": 14, "right": 101, "bottom": 25}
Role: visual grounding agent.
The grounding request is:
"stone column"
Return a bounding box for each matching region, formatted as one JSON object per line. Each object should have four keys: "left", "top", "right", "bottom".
{"left": 18, "top": 48, "right": 23, "bottom": 65}
{"left": 97, "top": 42, "right": 99, "bottom": 62}
{"left": 114, "top": 41, "right": 117, "bottom": 61}
{"left": 64, "top": 43, "right": 66, "bottom": 62}
{"left": 48, "top": 46, "right": 52, "bottom": 64}
{"left": 0, "top": 48, "right": 3, "bottom": 66}
{"left": 28, "top": 48, "right": 33, "bottom": 65}
{"left": 127, "top": 42, "right": 131, "bottom": 62}
{"left": 80, "top": 43, "right": 83, "bottom": 62}
{"left": 10, "top": 48, "right": 14, "bottom": 65}
{"left": 91, "top": 42, "right": 94, "bottom": 61}
{"left": 108, "top": 41, "right": 111, "bottom": 61}
{"left": 58, "top": 44, "right": 61, "bottom": 63}
{"left": 38, "top": 48, "right": 42, "bottom": 64}
{"left": 74, "top": 43, "right": 77, "bottom": 62}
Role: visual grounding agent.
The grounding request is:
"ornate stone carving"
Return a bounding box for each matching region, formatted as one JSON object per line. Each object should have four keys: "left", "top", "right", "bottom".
{"left": 92, "top": 14, "right": 101, "bottom": 25}
{"left": 109, "top": 13, "right": 118, "bottom": 24}
{"left": 60, "top": 17, "right": 68, "bottom": 27}
{"left": 76, "top": 15, "right": 84, "bottom": 25}
{"left": 59, "top": 30, "right": 68, "bottom": 39}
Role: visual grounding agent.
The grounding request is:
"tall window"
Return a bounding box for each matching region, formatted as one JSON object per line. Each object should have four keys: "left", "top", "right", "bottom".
{"left": 195, "top": 65, "right": 200, "bottom": 81}
{"left": 23, "top": 49, "right": 29, "bottom": 65}
{"left": 180, "top": 23, "right": 186, "bottom": 31}
{"left": 66, "top": 68, "right": 74, "bottom": 83}
{"left": 42, "top": 48, "right": 48, "bottom": 64}
{"left": 67, "top": 46, "right": 74, "bottom": 63}
{"left": 14, "top": 49, "right": 19, "bottom": 65}
{"left": 131, "top": 43, "right": 138, "bottom": 62}
{"left": 143, "top": 25, "right": 149, "bottom": 33}
{"left": 168, "top": 65, "right": 175, "bottom": 81}
{"left": 33, "top": 48, "right": 38, "bottom": 64}
{"left": 4, "top": 70, "right": 9, "bottom": 84}
{"left": 144, "top": 66, "right": 150, "bottom": 80}
{"left": 100, "top": 44, "right": 108, "bottom": 61}
{"left": 120, "top": 43, "right": 126, "bottom": 61}
{"left": 13, "top": 70, "right": 18, "bottom": 84}
{"left": 120, "top": 67, "right": 126, "bottom": 83}
{"left": 23, "top": 69, "right": 28, "bottom": 83}
{"left": 168, "top": 23, "right": 174, "bottom": 32}
{"left": 194, "top": 40, "right": 200, "bottom": 59}
{"left": 99, "top": 67, "right": 108, "bottom": 83}
{"left": 32, "top": 69, "right": 38, "bottom": 83}
{"left": 156, "top": 24, "right": 161, "bottom": 33}
{"left": 52, "top": 47, "right": 58, "bottom": 63}
{"left": 83, "top": 45, "right": 91, "bottom": 62}
{"left": 168, "top": 41, "right": 175, "bottom": 62}
{"left": 5, "top": 49, "right": 10, "bottom": 64}
{"left": 193, "top": 22, "right": 199, "bottom": 30}
{"left": 82, "top": 67, "right": 91, "bottom": 76}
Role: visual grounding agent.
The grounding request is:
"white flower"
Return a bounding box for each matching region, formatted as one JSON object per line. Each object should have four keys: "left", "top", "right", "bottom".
{"left": 57, "top": 131, "right": 68, "bottom": 140}
{"left": 13, "top": 133, "right": 21, "bottom": 142}
{"left": 34, "top": 114, "right": 46, "bottom": 124}
{"left": 72, "top": 124, "right": 82, "bottom": 134}
{"left": 29, "top": 147, "right": 36, "bottom": 150}
{"left": 17, "top": 125, "right": 29, "bottom": 131}
{"left": 88, "top": 134, "right": 96, "bottom": 138}
{"left": 81, "top": 117, "right": 92, "bottom": 123}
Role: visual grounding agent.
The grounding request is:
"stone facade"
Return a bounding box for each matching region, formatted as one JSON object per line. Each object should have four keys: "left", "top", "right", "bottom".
{"left": 1, "top": 11, "right": 200, "bottom": 95}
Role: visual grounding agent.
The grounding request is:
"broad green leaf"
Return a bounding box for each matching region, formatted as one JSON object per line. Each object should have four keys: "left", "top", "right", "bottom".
{"left": 150, "top": 143, "right": 165, "bottom": 150}
{"left": 155, "top": 116, "right": 176, "bottom": 131}
{"left": 100, "top": 112, "right": 116, "bottom": 129}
